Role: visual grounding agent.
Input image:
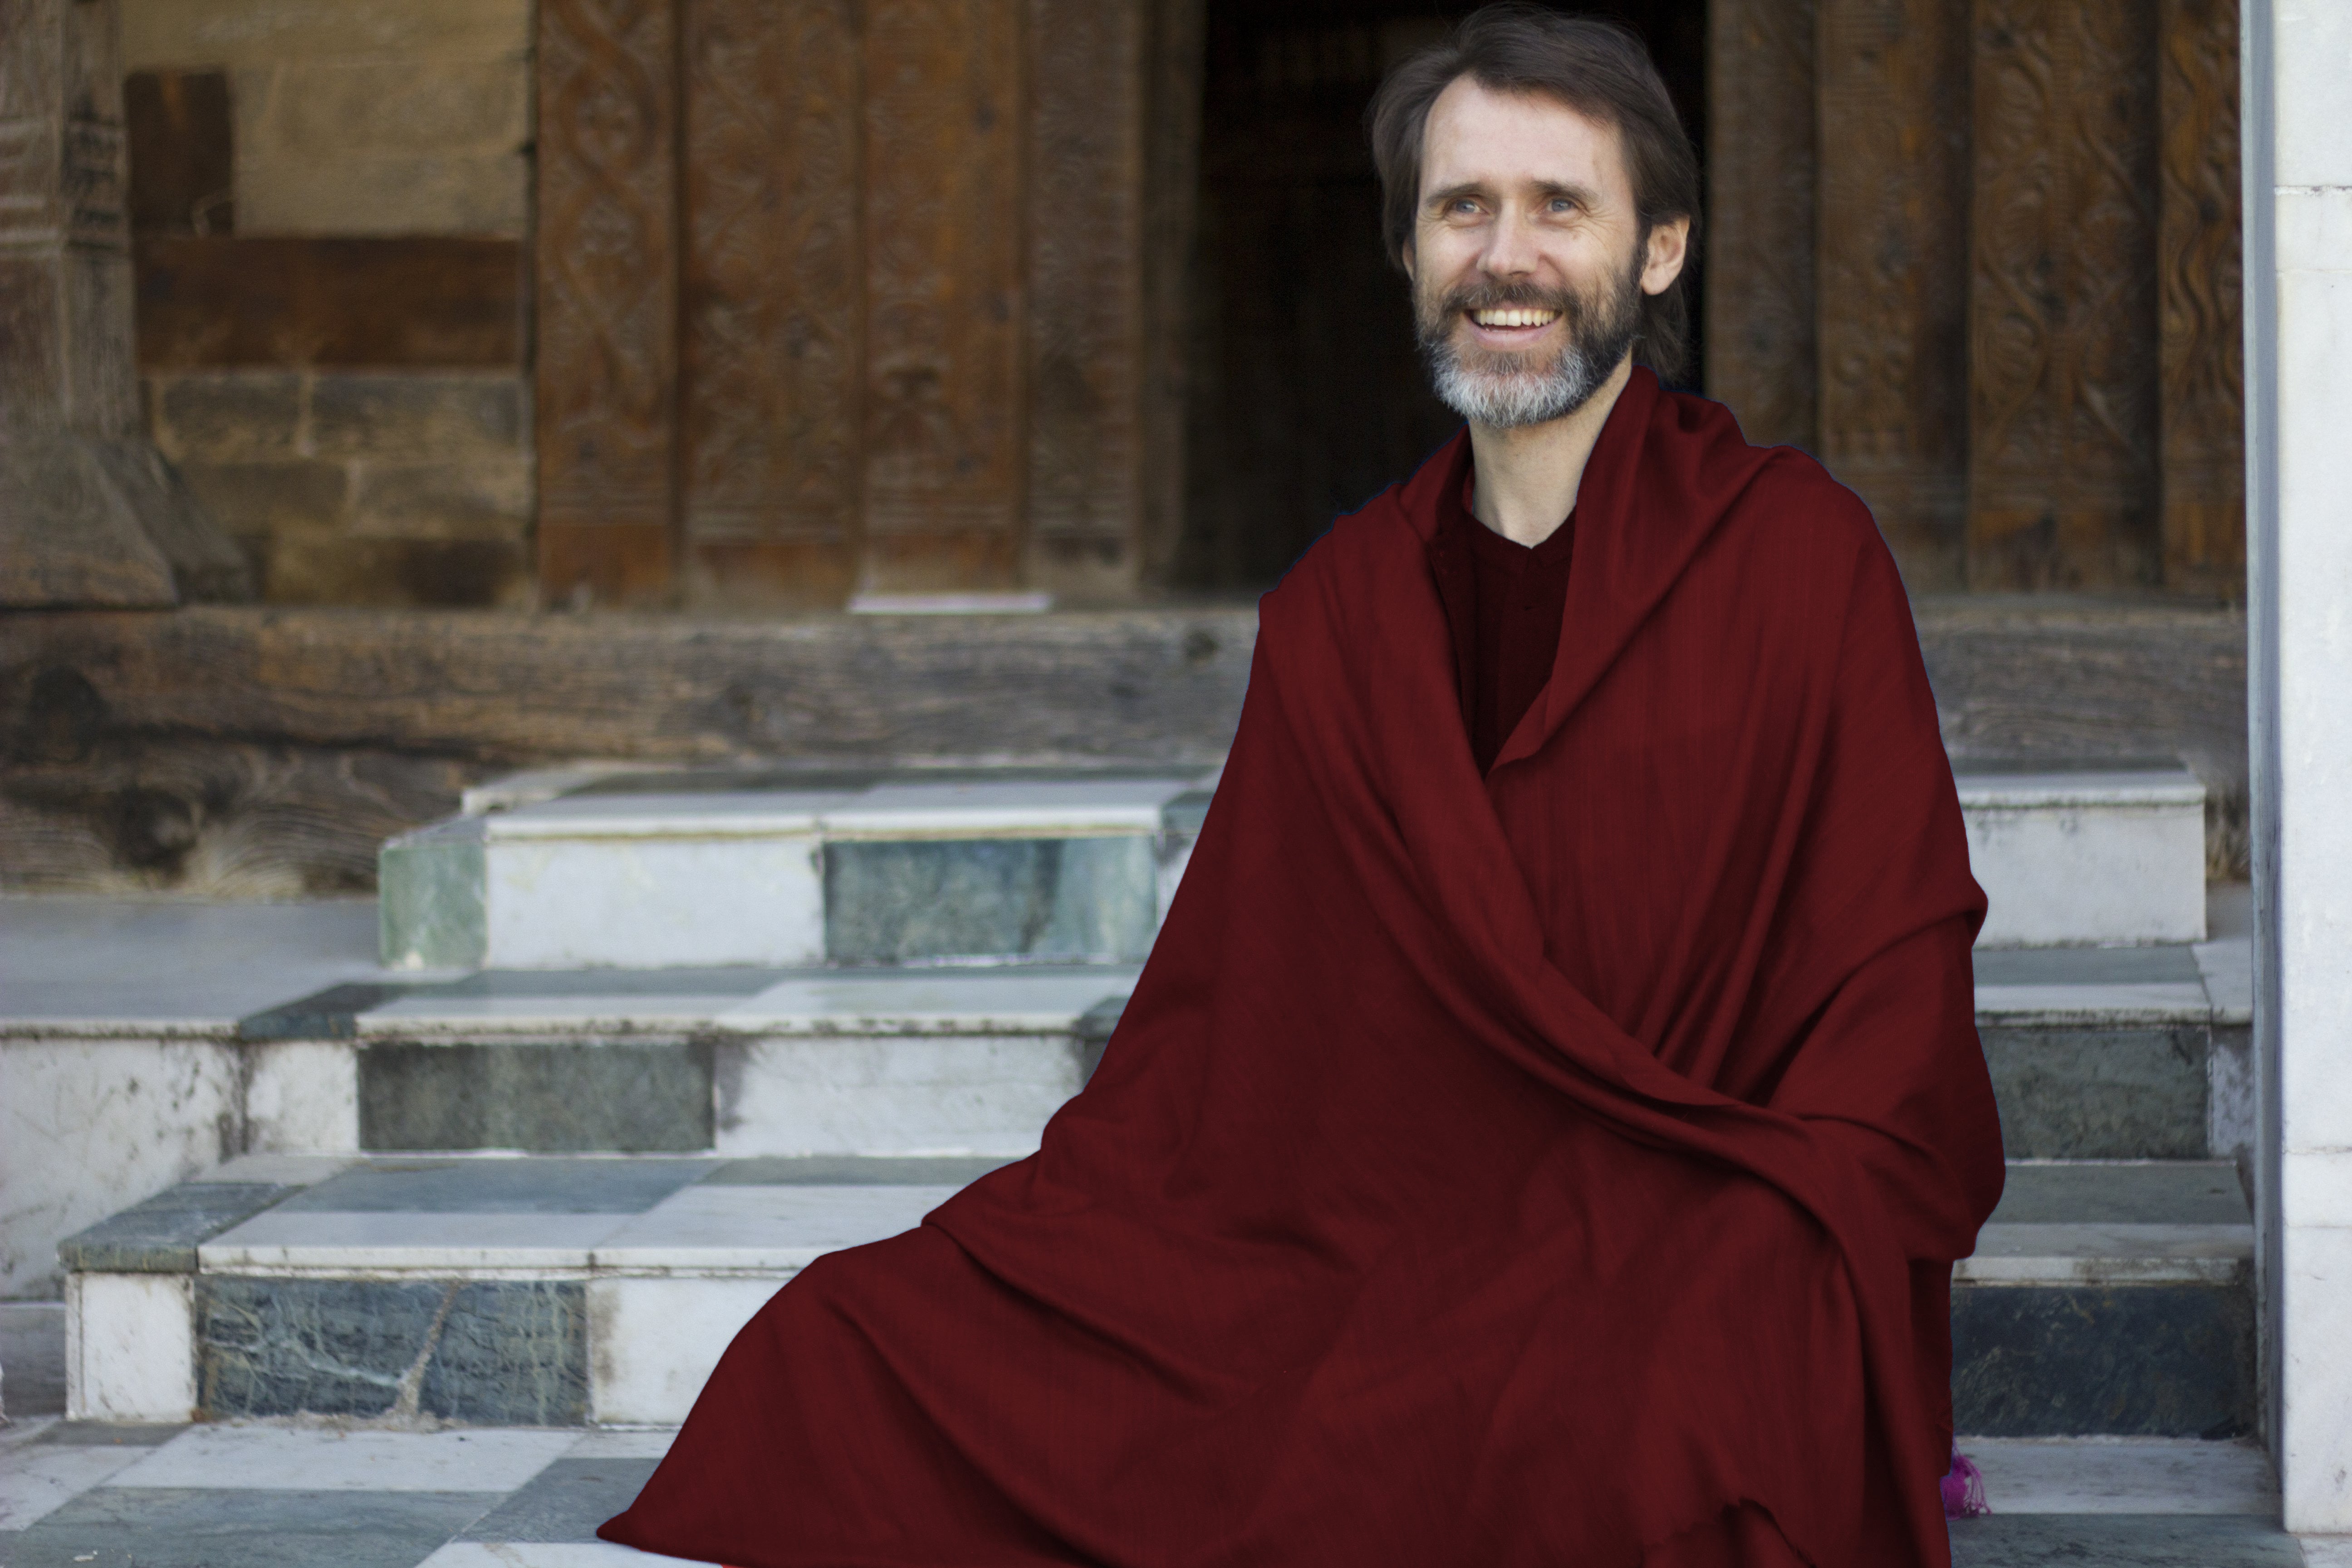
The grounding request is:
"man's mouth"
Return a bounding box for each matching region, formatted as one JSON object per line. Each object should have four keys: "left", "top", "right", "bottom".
{"left": 1466, "top": 307, "right": 1560, "bottom": 330}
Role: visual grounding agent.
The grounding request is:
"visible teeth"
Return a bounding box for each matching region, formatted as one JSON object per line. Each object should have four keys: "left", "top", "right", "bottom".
{"left": 1471, "top": 308, "right": 1558, "bottom": 328}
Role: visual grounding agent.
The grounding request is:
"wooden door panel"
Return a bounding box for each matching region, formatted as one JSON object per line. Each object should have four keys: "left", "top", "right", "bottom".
{"left": 536, "top": 0, "right": 681, "bottom": 607}
{"left": 680, "top": 0, "right": 864, "bottom": 608}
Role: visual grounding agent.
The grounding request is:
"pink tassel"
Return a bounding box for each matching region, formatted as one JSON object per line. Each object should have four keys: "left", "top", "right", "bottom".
{"left": 1941, "top": 1445, "right": 1990, "bottom": 1518}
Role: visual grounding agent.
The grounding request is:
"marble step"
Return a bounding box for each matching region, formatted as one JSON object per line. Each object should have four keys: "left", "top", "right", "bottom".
{"left": 377, "top": 763, "right": 2207, "bottom": 970}
{"left": 0, "top": 1419, "right": 2298, "bottom": 1566}
{"left": 0, "top": 895, "right": 2255, "bottom": 1307}
{"left": 57, "top": 1157, "right": 2251, "bottom": 1436}
{"left": 380, "top": 769, "right": 1217, "bottom": 971}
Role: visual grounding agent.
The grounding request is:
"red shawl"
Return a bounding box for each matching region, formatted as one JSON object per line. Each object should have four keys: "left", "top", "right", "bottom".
{"left": 601, "top": 368, "right": 2005, "bottom": 1567}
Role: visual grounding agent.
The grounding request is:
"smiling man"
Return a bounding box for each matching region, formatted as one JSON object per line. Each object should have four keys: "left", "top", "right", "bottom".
{"left": 603, "top": 9, "right": 2004, "bottom": 1568}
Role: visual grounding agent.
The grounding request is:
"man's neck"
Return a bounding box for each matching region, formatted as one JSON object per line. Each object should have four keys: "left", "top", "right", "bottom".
{"left": 1465, "top": 354, "right": 1634, "bottom": 548}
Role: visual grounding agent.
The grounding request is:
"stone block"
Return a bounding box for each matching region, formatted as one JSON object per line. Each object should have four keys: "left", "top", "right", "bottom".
{"left": 310, "top": 374, "right": 524, "bottom": 461}
{"left": 825, "top": 836, "right": 1161, "bottom": 964}
{"left": 482, "top": 835, "right": 827, "bottom": 971}
{"left": 195, "top": 1276, "right": 586, "bottom": 1423}
{"left": 1982, "top": 1024, "right": 2210, "bottom": 1160}
{"left": 1950, "top": 1281, "right": 2255, "bottom": 1437}
{"left": 264, "top": 531, "right": 532, "bottom": 608}
{"left": 712, "top": 1034, "right": 1085, "bottom": 1156}
{"left": 236, "top": 149, "right": 527, "bottom": 238}
{"left": 245, "top": 59, "right": 528, "bottom": 161}
{"left": 178, "top": 459, "right": 347, "bottom": 533}
{"left": 349, "top": 457, "right": 532, "bottom": 537}
{"left": 67, "top": 1271, "right": 195, "bottom": 1422}
{"left": 357, "top": 1040, "right": 716, "bottom": 1153}
{"left": 587, "top": 1275, "right": 777, "bottom": 1425}
{"left": 125, "top": 70, "right": 235, "bottom": 234}
{"left": 147, "top": 372, "right": 303, "bottom": 461}
{"left": 1961, "top": 771, "right": 2208, "bottom": 948}
{"left": 122, "top": 0, "right": 534, "bottom": 71}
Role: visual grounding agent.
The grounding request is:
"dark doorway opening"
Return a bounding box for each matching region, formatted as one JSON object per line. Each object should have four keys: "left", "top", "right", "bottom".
{"left": 1175, "top": 0, "right": 1707, "bottom": 593}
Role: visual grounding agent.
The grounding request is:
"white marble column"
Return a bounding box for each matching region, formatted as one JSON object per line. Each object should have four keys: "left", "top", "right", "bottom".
{"left": 2246, "top": 0, "right": 2352, "bottom": 1534}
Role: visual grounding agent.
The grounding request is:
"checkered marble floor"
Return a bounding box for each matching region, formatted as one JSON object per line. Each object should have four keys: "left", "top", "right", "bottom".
{"left": 0, "top": 1415, "right": 2325, "bottom": 1566}
{"left": 0, "top": 1420, "right": 691, "bottom": 1567}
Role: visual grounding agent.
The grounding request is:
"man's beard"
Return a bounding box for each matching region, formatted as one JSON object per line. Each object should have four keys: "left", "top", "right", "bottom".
{"left": 1414, "top": 249, "right": 1644, "bottom": 430}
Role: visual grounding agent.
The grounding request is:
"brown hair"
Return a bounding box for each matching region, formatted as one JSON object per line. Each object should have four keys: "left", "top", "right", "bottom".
{"left": 1365, "top": 3, "right": 1700, "bottom": 381}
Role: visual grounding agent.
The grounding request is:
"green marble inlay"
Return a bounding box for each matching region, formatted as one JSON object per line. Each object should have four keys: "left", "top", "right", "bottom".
{"left": 826, "top": 835, "right": 1158, "bottom": 964}
{"left": 1951, "top": 1281, "right": 2254, "bottom": 1438}
{"left": 378, "top": 818, "right": 486, "bottom": 970}
{"left": 197, "top": 1276, "right": 587, "bottom": 1424}
{"left": 358, "top": 1040, "right": 716, "bottom": 1154}
{"left": 1981, "top": 1024, "right": 2210, "bottom": 1160}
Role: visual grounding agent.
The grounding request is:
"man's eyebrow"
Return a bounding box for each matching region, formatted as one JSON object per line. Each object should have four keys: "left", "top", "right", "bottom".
{"left": 1421, "top": 179, "right": 1603, "bottom": 210}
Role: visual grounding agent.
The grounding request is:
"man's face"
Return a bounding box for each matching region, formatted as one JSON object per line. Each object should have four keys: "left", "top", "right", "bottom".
{"left": 1406, "top": 77, "right": 1681, "bottom": 429}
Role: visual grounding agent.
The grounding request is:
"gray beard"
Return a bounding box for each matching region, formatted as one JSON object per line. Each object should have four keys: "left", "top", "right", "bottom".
{"left": 1416, "top": 260, "right": 1643, "bottom": 431}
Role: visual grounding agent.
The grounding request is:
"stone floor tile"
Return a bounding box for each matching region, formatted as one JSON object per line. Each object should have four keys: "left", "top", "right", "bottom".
{"left": 703, "top": 1153, "right": 1012, "bottom": 1186}
{"left": 420, "top": 1543, "right": 702, "bottom": 1565}
{"left": 202, "top": 1209, "right": 630, "bottom": 1270}
{"left": 0, "top": 1300, "right": 66, "bottom": 1416}
{"left": 276, "top": 1159, "right": 717, "bottom": 1216}
{"left": 3, "top": 1486, "right": 498, "bottom": 1567}
{"left": 2301, "top": 1537, "right": 2352, "bottom": 1566}
{"left": 591, "top": 1182, "right": 953, "bottom": 1269}
{"left": 0, "top": 1441, "right": 150, "bottom": 1531}
{"left": 0, "top": 898, "right": 382, "bottom": 1027}
{"left": 1947, "top": 1513, "right": 2301, "bottom": 1565}
{"left": 108, "top": 1426, "right": 578, "bottom": 1493}
{"left": 458, "top": 1457, "right": 659, "bottom": 1542}
{"left": 21, "top": 1423, "right": 187, "bottom": 1447}
{"left": 1963, "top": 1437, "right": 2276, "bottom": 1513}
{"left": 1992, "top": 1164, "right": 2248, "bottom": 1225}
{"left": 1974, "top": 947, "right": 2205, "bottom": 986}
{"left": 563, "top": 1428, "right": 677, "bottom": 1460}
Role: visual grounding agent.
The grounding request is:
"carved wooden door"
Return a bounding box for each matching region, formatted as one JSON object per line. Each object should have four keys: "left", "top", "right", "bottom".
{"left": 536, "top": 0, "right": 1168, "bottom": 608}
{"left": 1706, "top": 0, "right": 2243, "bottom": 598}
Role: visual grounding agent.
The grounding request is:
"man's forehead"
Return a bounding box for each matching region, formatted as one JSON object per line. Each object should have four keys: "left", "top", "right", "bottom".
{"left": 1418, "top": 76, "right": 1627, "bottom": 200}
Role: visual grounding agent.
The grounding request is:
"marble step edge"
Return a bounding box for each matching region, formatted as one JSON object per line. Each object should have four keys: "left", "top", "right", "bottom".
{"left": 0, "top": 947, "right": 2253, "bottom": 1041}
{"left": 451, "top": 763, "right": 2200, "bottom": 834}
{"left": 60, "top": 1159, "right": 2253, "bottom": 1287}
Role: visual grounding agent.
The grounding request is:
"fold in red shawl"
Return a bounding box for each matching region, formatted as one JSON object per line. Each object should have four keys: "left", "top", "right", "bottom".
{"left": 601, "top": 368, "right": 2006, "bottom": 1568}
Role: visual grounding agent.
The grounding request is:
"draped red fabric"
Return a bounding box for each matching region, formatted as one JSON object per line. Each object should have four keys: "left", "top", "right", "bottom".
{"left": 599, "top": 368, "right": 2006, "bottom": 1568}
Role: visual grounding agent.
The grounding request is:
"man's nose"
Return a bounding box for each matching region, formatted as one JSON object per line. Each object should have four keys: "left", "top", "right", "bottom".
{"left": 1477, "top": 210, "right": 1542, "bottom": 277}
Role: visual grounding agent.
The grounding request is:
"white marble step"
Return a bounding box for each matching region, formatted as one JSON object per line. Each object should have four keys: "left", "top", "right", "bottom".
{"left": 61, "top": 1156, "right": 2251, "bottom": 1431}
{"left": 379, "top": 763, "right": 2207, "bottom": 970}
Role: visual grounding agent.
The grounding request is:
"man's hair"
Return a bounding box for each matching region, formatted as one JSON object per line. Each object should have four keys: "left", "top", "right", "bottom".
{"left": 1365, "top": 4, "right": 1700, "bottom": 382}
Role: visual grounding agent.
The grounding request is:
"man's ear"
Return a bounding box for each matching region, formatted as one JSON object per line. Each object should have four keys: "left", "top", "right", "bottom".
{"left": 1640, "top": 216, "right": 1690, "bottom": 297}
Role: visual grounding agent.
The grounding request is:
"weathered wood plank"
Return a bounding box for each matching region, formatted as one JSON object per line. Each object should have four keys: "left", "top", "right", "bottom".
{"left": 1, "top": 602, "right": 2251, "bottom": 894}
{"left": 1966, "top": 0, "right": 2162, "bottom": 590}
{"left": 1704, "top": 0, "right": 1817, "bottom": 449}
{"left": 535, "top": 0, "right": 681, "bottom": 606}
{"left": 1815, "top": 0, "right": 1973, "bottom": 589}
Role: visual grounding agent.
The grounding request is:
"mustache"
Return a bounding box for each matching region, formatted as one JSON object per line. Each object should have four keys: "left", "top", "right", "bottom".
{"left": 1432, "top": 280, "right": 1579, "bottom": 318}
